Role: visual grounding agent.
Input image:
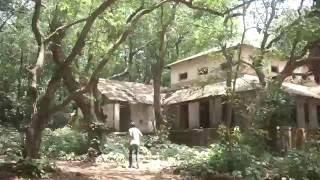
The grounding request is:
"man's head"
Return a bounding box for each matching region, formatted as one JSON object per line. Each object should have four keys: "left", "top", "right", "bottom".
{"left": 130, "top": 121, "right": 135, "bottom": 127}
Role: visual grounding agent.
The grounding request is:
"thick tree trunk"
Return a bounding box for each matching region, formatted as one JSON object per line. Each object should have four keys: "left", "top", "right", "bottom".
{"left": 225, "top": 54, "right": 233, "bottom": 127}
{"left": 221, "top": 46, "right": 233, "bottom": 128}
{"left": 153, "top": 66, "right": 163, "bottom": 130}
{"left": 50, "top": 27, "right": 104, "bottom": 153}
{"left": 25, "top": 118, "right": 43, "bottom": 159}
{"left": 24, "top": 74, "right": 61, "bottom": 158}
{"left": 307, "top": 41, "right": 320, "bottom": 84}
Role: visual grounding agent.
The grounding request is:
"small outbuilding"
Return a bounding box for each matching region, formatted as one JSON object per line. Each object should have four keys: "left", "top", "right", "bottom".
{"left": 97, "top": 79, "right": 156, "bottom": 133}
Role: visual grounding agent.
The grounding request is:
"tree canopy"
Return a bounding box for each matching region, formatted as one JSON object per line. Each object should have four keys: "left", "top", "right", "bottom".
{"left": 0, "top": 0, "right": 319, "bottom": 159}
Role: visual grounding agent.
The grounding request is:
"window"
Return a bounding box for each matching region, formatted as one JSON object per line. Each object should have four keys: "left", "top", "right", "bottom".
{"left": 271, "top": 65, "right": 279, "bottom": 73}
{"left": 198, "top": 67, "right": 208, "bottom": 75}
{"left": 179, "top": 72, "right": 188, "bottom": 80}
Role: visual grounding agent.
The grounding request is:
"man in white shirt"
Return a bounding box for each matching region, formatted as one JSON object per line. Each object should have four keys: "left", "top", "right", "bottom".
{"left": 128, "top": 121, "right": 143, "bottom": 168}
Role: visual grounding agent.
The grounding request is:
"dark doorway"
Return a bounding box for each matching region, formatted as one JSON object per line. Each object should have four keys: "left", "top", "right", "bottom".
{"left": 179, "top": 104, "right": 189, "bottom": 129}
{"left": 120, "top": 103, "right": 131, "bottom": 132}
{"left": 317, "top": 105, "right": 320, "bottom": 126}
{"left": 200, "top": 100, "right": 210, "bottom": 128}
{"left": 304, "top": 103, "right": 309, "bottom": 127}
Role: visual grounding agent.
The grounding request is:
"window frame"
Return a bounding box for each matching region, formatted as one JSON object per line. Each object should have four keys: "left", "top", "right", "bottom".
{"left": 179, "top": 72, "right": 188, "bottom": 81}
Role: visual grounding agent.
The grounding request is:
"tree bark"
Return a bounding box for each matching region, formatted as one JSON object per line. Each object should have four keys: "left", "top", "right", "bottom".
{"left": 25, "top": 0, "right": 46, "bottom": 159}
{"left": 307, "top": 41, "right": 320, "bottom": 84}
{"left": 152, "top": 65, "right": 163, "bottom": 130}
{"left": 221, "top": 45, "right": 233, "bottom": 128}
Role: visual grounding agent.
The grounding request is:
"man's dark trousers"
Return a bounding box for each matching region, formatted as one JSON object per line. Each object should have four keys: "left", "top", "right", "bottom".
{"left": 129, "top": 144, "right": 139, "bottom": 168}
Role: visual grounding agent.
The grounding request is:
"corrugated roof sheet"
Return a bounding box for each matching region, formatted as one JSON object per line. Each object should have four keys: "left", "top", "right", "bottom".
{"left": 98, "top": 79, "right": 154, "bottom": 104}
{"left": 164, "top": 75, "right": 260, "bottom": 105}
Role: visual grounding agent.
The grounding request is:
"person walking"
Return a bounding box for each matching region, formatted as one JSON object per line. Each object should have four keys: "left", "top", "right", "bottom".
{"left": 128, "top": 121, "right": 143, "bottom": 168}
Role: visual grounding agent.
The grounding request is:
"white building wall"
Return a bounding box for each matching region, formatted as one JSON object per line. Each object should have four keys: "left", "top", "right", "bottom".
{"left": 102, "top": 104, "right": 114, "bottom": 128}
{"left": 188, "top": 102, "right": 200, "bottom": 129}
{"left": 130, "top": 104, "right": 155, "bottom": 133}
{"left": 170, "top": 45, "right": 256, "bottom": 87}
{"left": 170, "top": 55, "right": 225, "bottom": 86}
{"left": 114, "top": 103, "right": 120, "bottom": 131}
{"left": 102, "top": 103, "right": 155, "bottom": 133}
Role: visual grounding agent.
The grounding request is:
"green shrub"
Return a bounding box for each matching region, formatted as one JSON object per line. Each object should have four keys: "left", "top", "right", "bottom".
{"left": 178, "top": 126, "right": 271, "bottom": 179}
{"left": 272, "top": 149, "right": 320, "bottom": 179}
{"left": 177, "top": 125, "right": 320, "bottom": 179}
{"left": 143, "top": 133, "right": 170, "bottom": 148}
{"left": 41, "top": 127, "right": 88, "bottom": 158}
{"left": 207, "top": 143, "right": 269, "bottom": 179}
{"left": 0, "top": 125, "right": 22, "bottom": 157}
{"left": 255, "top": 82, "right": 295, "bottom": 128}
{"left": 151, "top": 143, "right": 206, "bottom": 161}
{"left": 98, "top": 133, "right": 207, "bottom": 165}
{"left": 0, "top": 158, "right": 56, "bottom": 178}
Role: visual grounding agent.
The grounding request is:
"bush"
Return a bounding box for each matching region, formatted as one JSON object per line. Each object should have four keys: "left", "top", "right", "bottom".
{"left": 143, "top": 133, "right": 170, "bottom": 148}
{"left": 97, "top": 133, "right": 207, "bottom": 165}
{"left": 255, "top": 82, "right": 295, "bottom": 128}
{"left": 178, "top": 126, "right": 271, "bottom": 179}
{"left": 0, "top": 125, "right": 22, "bottom": 157}
{"left": 0, "top": 158, "right": 56, "bottom": 178}
{"left": 178, "top": 125, "right": 320, "bottom": 179}
{"left": 207, "top": 143, "right": 269, "bottom": 179}
{"left": 41, "top": 127, "right": 88, "bottom": 158}
{"left": 272, "top": 149, "right": 320, "bottom": 179}
{"left": 151, "top": 144, "right": 206, "bottom": 161}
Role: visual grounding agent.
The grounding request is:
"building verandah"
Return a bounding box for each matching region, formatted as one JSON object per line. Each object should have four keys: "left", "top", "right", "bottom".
{"left": 295, "top": 97, "right": 320, "bottom": 130}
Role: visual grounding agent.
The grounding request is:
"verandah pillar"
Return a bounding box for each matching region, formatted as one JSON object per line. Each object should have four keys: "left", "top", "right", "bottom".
{"left": 308, "top": 100, "right": 319, "bottom": 129}
{"left": 296, "top": 98, "right": 306, "bottom": 128}
{"left": 188, "top": 101, "right": 200, "bottom": 129}
{"left": 209, "top": 97, "right": 222, "bottom": 127}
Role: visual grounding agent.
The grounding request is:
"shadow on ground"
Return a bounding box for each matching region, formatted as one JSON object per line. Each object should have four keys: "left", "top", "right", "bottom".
{"left": 49, "top": 161, "right": 182, "bottom": 180}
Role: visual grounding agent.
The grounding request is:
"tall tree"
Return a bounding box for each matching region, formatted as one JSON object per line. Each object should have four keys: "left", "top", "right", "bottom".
{"left": 151, "top": 4, "right": 177, "bottom": 130}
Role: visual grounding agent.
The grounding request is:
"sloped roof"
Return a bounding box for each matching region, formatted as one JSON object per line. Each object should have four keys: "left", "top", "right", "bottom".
{"left": 166, "top": 44, "right": 257, "bottom": 67}
{"left": 164, "top": 75, "right": 320, "bottom": 105}
{"left": 98, "top": 77, "right": 320, "bottom": 106}
{"left": 164, "top": 75, "right": 260, "bottom": 105}
{"left": 98, "top": 79, "right": 154, "bottom": 104}
{"left": 282, "top": 82, "right": 320, "bottom": 99}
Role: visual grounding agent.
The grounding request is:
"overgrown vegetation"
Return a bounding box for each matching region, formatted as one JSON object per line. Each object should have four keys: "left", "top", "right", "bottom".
{"left": 41, "top": 127, "right": 88, "bottom": 159}
{"left": 175, "top": 85, "right": 320, "bottom": 179}
{"left": 177, "top": 125, "right": 320, "bottom": 179}
{"left": 1, "top": 0, "right": 320, "bottom": 179}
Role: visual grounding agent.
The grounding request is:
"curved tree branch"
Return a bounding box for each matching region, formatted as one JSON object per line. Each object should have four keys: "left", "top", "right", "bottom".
{"left": 173, "top": 0, "right": 256, "bottom": 17}
{"left": 89, "top": 0, "right": 170, "bottom": 82}
{"left": 45, "top": 18, "right": 88, "bottom": 43}
{"left": 31, "top": 0, "right": 43, "bottom": 47}
{"left": 64, "top": 0, "right": 117, "bottom": 65}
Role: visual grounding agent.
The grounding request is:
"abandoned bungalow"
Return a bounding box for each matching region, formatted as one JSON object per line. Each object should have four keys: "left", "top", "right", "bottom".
{"left": 164, "top": 44, "right": 320, "bottom": 145}
{"left": 97, "top": 79, "right": 156, "bottom": 133}
{"left": 164, "top": 74, "right": 260, "bottom": 130}
{"left": 94, "top": 44, "right": 320, "bottom": 140}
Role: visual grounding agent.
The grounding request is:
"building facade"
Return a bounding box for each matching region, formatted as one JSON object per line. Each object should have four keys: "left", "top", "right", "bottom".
{"left": 165, "top": 44, "right": 320, "bottom": 137}
{"left": 97, "top": 79, "right": 156, "bottom": 133}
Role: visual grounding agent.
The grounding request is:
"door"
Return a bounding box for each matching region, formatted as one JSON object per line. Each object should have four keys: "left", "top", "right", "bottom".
{"left": 120, "top": 103, "right": 131, "bottom": 132}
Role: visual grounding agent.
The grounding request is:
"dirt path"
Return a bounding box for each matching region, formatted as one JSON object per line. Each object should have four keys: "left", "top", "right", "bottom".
{"left": 52, "top": 161, "right": 183, "bottom": 180}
